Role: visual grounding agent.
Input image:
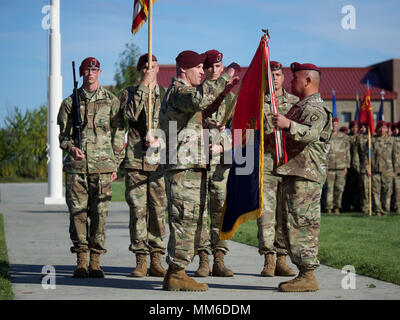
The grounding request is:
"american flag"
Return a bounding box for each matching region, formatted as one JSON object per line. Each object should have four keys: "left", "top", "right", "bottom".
{"left": 131, "top": 0, "right": 157, "bottom": 35}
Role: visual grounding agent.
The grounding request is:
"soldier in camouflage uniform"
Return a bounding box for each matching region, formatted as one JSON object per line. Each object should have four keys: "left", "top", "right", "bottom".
{"left": 194, "top": 50, "right": 235, "bottom": 278}
{"left": 392, "top": 122, "right": 400, "bottom": 213}
{"left": 269, "top": 62, "right": 333, "bottom": 292}
{"left": 57, "top": 57, "right": 125, "bottom": 278}
{"left": 325, "top": 118, "right": 350, "bottom": 214}
{"left": 352, "top": 122, "right": 371, "bottom": 214}
{"left": 120, "top": 54, "right": 168, "bottom": 278}
{"left": 342, "top": 121, "right": 360, "bottom": 212}
{"left": 159, "top": 50, "right": 240, "bottom": 291}
{"left": 369, "top": 121, "right": 398, "bottom": 215}
{"left": 258, "top": 61, "right": 298, "bottom": 278}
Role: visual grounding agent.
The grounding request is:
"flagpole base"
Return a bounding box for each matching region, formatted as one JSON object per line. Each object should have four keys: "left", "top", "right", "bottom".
{"left": 44, "top": 197, "right": 66, "bottom": 205}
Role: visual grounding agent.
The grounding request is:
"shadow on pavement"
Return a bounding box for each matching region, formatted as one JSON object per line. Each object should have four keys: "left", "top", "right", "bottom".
{"left": 10, "top": 263, "right": 278, "bottom": 292}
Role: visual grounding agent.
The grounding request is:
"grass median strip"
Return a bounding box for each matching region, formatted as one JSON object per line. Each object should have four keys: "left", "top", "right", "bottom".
{"left": 0, "top": 213, "right": 13, "bottom": 300}
{"left": 232, "top": 212, "right": 400, "bottom": 285}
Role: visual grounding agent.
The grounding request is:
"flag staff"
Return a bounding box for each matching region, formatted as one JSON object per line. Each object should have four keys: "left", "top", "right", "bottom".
{"left": 45, "top": 0, "right": 65, "bottom": 205}
{"left": 147, "top": 0, "right": 153, "bottom": 135}
{"left": 262, "top": 28, "right": 287, "bottom": 166}
{"left": 366, "top": 80, "right": 372, "bottom": 216}
{"left": 355, "top": 89, "right": 359, "bottom": 121}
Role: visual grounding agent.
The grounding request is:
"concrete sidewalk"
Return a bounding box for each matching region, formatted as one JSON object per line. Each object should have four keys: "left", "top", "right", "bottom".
{"left": 1, "top": 182, "right": 399, "bottom": 300}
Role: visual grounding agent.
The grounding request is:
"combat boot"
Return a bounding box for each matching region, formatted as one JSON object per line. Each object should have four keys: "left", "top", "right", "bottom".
{"left": 334, "top": 208, "right": 340, "bottom": 215}
{"left": 131, "top": 253, "right": 147, "bottom": 277}
{"left": 73, "top": 251, "right": 89, "bottom": 278}
{"left": 279, "top": 267, "right": 318, "bottom": 292}
{"left": 261, "top": 252, "right": 275, "bottom": 277}
{"left": 149, "top": 252, "right": 167, "bottom": 277}
{"left": 194, "top": 251, "right": 210, "bottom": 277}
{"left": 163, "top": 265, "right": 208, "bottom": 291}
{"left": 88, "top": 251, "right": 105, "bottom": 278}
{"left": 275, "top": 253, "right": 296, "bottom": 277}
{"left": 212, "top": 250, "right": 234, "bottom": 277}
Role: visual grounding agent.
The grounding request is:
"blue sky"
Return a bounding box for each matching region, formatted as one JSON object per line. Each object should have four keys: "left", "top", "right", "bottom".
{"left": 1, "top": 0, "right": 399, "bottom": 126}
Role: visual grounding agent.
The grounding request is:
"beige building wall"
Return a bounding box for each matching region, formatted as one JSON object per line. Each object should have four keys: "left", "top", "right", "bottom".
{"left": 372, "top": 58, "right": 400, "bottom": 122}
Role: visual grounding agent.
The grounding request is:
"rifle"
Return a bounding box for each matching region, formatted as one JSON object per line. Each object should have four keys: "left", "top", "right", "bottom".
{"left": 72, "top": 61, "right": 82, "bottom": 150}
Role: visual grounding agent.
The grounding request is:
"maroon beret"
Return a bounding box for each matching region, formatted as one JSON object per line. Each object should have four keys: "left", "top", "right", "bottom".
{"left": 203, "top": 50, "right": 223, "bottom": 69}
{"left": 176, "top": 50, "right": 206, "bottom": 69}
{"left": 333, "top": 117, "right": 339, "bottom": 123}
{"left": 376, "top": 120, "right": 387, "bottom": 130}
{"left": 79, "top": 57, "right": 100, "bottom": 77}
{"left": 290, "top": 62, "right": 321, "bottom": 74}
{"left": 339, "top": 126, "right": 348, "bottom": 133}
{"left": 137, "top": 54, "right": 158, "bottom": 71}
{"left": 270, "top": 61, "right": 282, "bottom": 71}
{"left": 349, "top": 120, "right": 358, "bottom": 128}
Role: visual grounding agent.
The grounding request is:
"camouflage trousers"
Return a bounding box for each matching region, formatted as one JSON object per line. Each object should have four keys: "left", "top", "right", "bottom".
{"left": 125, "top": 169, "right": 167, "bottom": 255}
{"left": 197, "top": 165, "right": 230, "bottom": 255}
{"left": 392, "top": 175, "right": 400, "bottom": 212}
{"left": 257, "top": 171, "right": 287, "bottom": 255}
{"left": 66, "top": 172, "right": 112, "bottom": 254}
{"left": 372, "top": 172, "right": 393, "bottom": 214}
{"left": 342, "top": 168, "right": 360, "bottom": 212}
{"left": 165, "top": 169, "right": 209, "bottom": 269}
{"left": 359, "top": 173, "right": 371, "bottom": 213}
{"left": 325, "top": 169, "right": 347, "bottom": 210}
{"left": 280, "top": 176, "right": 322, "bottom": 270}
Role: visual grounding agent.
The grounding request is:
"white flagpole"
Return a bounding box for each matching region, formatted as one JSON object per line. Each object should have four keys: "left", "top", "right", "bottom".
{"left": 45, "top": 0, "right": 65, "bottom": 205}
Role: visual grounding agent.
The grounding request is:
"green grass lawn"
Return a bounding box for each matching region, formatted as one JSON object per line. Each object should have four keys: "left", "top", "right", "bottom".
{"left": 232, "top": 212, "right": 400, "bottom": 285}
{"left": 0, "top": 214, "right": 13, "bottom": 300}
{"left": 112, "top": 180, "right": 125, "bottom": 202}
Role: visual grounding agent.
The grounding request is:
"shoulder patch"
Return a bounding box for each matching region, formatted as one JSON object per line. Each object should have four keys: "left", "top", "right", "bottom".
{"left": 310, "top": 114, "right": 319, "bottom": 122}
{"left": 177, "top": 86, "right": 191, "bottom": 94}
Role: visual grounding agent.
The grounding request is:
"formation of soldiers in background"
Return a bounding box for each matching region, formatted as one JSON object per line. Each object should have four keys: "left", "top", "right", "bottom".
{"left": 58, "top": 52, "right": 332, "bottom": 293}
{"left": 324, "top": 119, "right": 400, "bottom": 216}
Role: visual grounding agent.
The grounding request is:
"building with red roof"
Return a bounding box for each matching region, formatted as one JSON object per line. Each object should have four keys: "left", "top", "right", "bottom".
{"left": 157, "top": 59, "right": 400, "bottom": 127}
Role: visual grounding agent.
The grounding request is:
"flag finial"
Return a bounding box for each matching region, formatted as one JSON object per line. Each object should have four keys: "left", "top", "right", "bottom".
{"left": 262, "top": 29, "right": 270, "bottom": 40}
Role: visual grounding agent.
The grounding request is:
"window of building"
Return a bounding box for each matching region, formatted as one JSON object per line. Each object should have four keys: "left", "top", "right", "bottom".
{"left": 341, "top": 112, "right": 351, "bottom": 123}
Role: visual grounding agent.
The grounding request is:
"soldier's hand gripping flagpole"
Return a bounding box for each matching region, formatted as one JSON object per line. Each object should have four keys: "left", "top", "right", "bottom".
{"left": 262, "top": 29, "right": 287, "bottom": 166}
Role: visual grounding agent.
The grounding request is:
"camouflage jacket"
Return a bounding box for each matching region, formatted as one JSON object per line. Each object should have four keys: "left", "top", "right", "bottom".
{"left": 394, "top": 136, "right": 400, "bottom": 173}
{"left": 57, "top": 86, "right": 125, "bottom": 174}
{"left": 159, "top": 73, "right": 231, "bottom": 170}
{"left": 204, "top": 81, "right": 235, "bottom": 168}
{"left": 370, "top": 135, "right": 398, "bottom": 173}
{"left": 327, "top": 131, "right": 350, "bottom": 170}
{"left": 121, "top": 84, "right": 166, "bottom": 171}
{"left": 264, "top": 89, "right": 299, "bottom": 172}
{"left": 352, "top": 134, "right": 369, "bottom": 173}
{"left": 348, "top": 134, "right": 359, "bottom": 170}
{"left": 275, "top": 93, "right": 333, "bottom": 184}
